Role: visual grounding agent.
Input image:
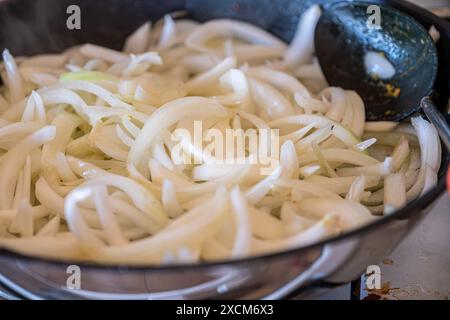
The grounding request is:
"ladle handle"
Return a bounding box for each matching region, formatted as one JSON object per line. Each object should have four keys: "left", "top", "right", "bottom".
{"left": 421, "top": 97, "right": 450, "bottom": 194}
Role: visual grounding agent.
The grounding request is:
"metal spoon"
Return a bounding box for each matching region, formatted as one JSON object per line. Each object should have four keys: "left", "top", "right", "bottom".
{"left": 314, "top": 1, "right": 450, "bottom": 151}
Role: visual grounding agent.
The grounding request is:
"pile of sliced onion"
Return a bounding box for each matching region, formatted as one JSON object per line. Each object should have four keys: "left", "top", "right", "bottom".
{"left": 0, "top": 5, "right": 441, "bottom": 265}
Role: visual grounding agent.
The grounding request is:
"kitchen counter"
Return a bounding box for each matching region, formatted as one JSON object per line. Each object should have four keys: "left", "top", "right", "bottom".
{"left": 307, "top": 194, "right": 450, "bottom": 300}
{"left": 359, "top": 194, "right": 450, "bottom": 300}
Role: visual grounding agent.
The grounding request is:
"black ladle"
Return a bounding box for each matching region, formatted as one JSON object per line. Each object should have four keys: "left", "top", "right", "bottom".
{"left": 315, "top": 1, "right": 450, "bottom": 151}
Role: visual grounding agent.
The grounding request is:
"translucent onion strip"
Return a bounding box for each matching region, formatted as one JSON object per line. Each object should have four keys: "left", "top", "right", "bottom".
{"left": 0, "top": 126, "right": 56, "bottom": 209}
{"left": 2, "top": 49, "right": 25, "bottom": 103}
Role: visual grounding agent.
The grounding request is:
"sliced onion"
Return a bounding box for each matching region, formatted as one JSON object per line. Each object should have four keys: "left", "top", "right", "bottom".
{"left": 0, "top": 126, "right": 56, "bottom": 209}
{"left": 296, "top": 198, "right": 374, "bottom": 230}
{"left": 298, "top": 148, "right": 380, "bottom": 167}
{"left": 280, "top": 140, "right": 299, "bottom": 179}
{"left": 312, "top": 142, "right": 338, "bottom": 178}
{"left": 0, "top": 234, "right": 84, "bottom": 260}
{"left": 247, "top": 66, "right": 311, "bottom": 98}
{"left": 186, "top": 19, "right": 287, "bottom": 55}
{"left": 0, "top": 17, "right": 440, "bottom": 265}
{"left": 362, "top": 132, "right": 419, "bottom": 148}
{"left": 123, "top": 22, "right": 151, "bottom": 54}
{"left": 249, "top": 78, "right": 295, "bottom": 121}
{"left": 299, "top": 164, "right": 321, "bottom": 179}
{"left": 346, "top": 175, "right": 366, "bottom": 202}
{"left": 157, "top": 15, "right": 177, "bottom": 49}
{"left": 322, "top": 87, "right": 347, "bottom": 122}
{"left": 0, "top": 93, "right": 10, "bottom": 113}
{"left": 284, "top": 5, "right": 322, "bottom": 68}
{"left": 245, "top": 166, "right": 282, "bottom": 205}
{"left": 220, "top": 68, "right": 253, "bottom": 113}
{"left": 20, "top": 54, "right": 67, "bottom": 68}
{"left": 294, "top": 93, "right": 328, "bottom": 113}
{"left": 61, "top": 80, "right": 132, "bottom": 110}
{"left": 161, "top": 180, "right": 183, "bottom": 219}
{"left": 274, "top": 179, "right": 341, "bottom": 200}
{"left": 150, "top": 159, "right": 193, "bottom": 188}
{"left": 250, "top": 206, "right": 285, "bottom": 240}
{"left": 36, "top": 215, "right": 60, "bottom": 237}
{"left": 60, "top": 71, "right": 119, "bottom": 83}
{"left": 80, "top": 44, "right": 127, "bottom": 63}
{"left": 128, "top": 97, "right": 228, "bottom": 175}
{"left": 421, "top": 165, "right": 438, "bottom": 196}
{"left": 2, "top": 49, "right": 25, "bottom": 104}
{"left": 365, "top": 121, "right": 399, "bottom": 132}
{"left": 280, "top": 123, "right": 315, "bottom": 144}
{"left": 384, "top": 173, "right": 406, "bottom": 215}
{"left": 230, "top": 187, "right": 252, "bottom": 258}
{"left": 354, "top": 138, "right": 377, "bottom": 152}
{"left": 337, "top": 157, "right": 393, "bottom": 177}
{"left": 391, "top": 136, "right": 410, "bottom": 171}
{"left": 280, "top": 201, "right": 316, "bottom": 235}
{"left": 83, "top": 174, "right": 168, "bottom": 227}
{"left": 296, "top": 125, "right": 332, "bottom": 154}
{"left": 306, "top": 175, "right": 379, "bottom": 195}
{"left": 186, "top": 57, "right": 237, "bottom": 95}
{"left": 251, "top": 214, "right": 339, "bottom": 255}
{"left": 94, "top": 187, "right": 227, "bottom": 264}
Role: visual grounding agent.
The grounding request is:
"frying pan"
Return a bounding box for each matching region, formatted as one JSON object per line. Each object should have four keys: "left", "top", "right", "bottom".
{"left": 0, "top": 0, "right": 448, "bottom": 299}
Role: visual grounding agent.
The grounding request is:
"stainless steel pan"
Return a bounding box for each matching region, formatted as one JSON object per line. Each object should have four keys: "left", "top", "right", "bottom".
{"left": 0, "top": 0, "right": 448, "bottom": 299}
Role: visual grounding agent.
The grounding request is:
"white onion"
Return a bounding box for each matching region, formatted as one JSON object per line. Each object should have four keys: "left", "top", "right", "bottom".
{"left": 384, "top": 173, "right": 406, "bottom": 214}
{"left": 123, "top": 22, "right": 152, "bottom": 54}
{"left": 249, "top": 78, "right": 295, "bottom": 121}
{"left": 80, "top": 44, "right": 127, "bottom": 63}
{"left": 284, "top": 5, "right": 322, "bottom": 68}
{"left": 0, "top": 126, "right": 56, "bottom": 209}
{"left": 2, "top": 49, "right": 25, "bottom": 104}
{"left": 365, "top": 121, "right": 399, "bottom": 132}
{"left": 230, "top": 187, "right": 252, "bottom": 258}
{"left": 186, "top": 57, "right": 237, "bottom": 95}
{"left": 186, "top": 19, "right": 287, "bottom": 54}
